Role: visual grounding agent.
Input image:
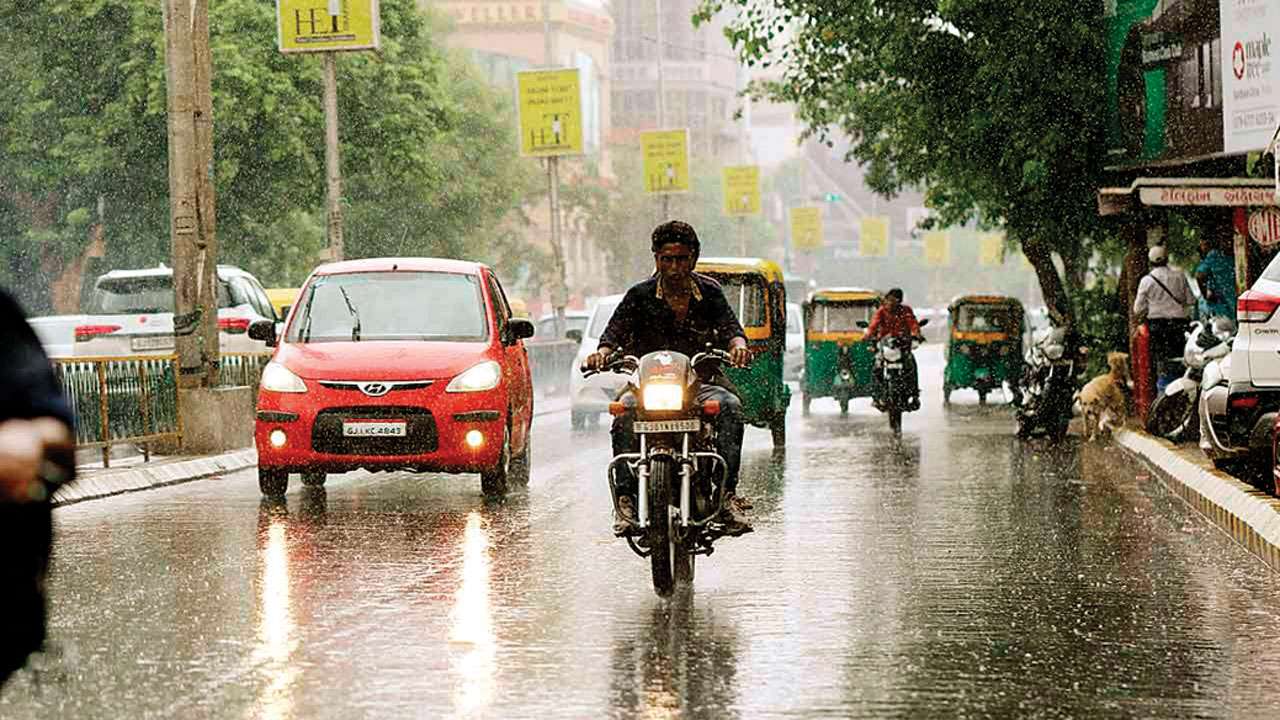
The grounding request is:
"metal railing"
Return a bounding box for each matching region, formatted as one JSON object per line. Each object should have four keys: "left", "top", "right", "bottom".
{"left": 54, "top": 352, "right": 271, "bottom": 467}
{"left": 54, "top": 355, "right": 182, "bottom": 467}
{"left": 526, "top": 340, "right": 579, "bottom": 396}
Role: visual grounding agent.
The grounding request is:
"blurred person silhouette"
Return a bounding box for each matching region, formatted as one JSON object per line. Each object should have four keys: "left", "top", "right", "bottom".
{"left": 0, "top": 287, "right": 75, "bottom": 688}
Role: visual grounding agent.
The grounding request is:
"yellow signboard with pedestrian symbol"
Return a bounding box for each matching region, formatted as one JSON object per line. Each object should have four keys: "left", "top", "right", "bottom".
{"left": 516, "top": 68, "right": 584, "bottom": 157}
{"left": 641, "top": 129, "right": 690, "bottom": 193}
{"left": 277, "top": 0, "right": 381, "bottom": 53}
{"left": 721, "top": 166, "right": 761, "bottom": 216}
{"left": 860, "top": 216, "right": 889, "bottom": 257}
{"left": 979, "top": 232, "right": 1005, "bottom": 266}
{"left": 790, "top": 207, "right": 823, "bottom": 250}
{"left": 924, "top": 231, "right": 950, "bottom": 266}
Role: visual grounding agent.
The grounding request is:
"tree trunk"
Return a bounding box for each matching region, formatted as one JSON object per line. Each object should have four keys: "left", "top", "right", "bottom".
{"left": 1021, "top": 235, "right": 1073, "bottom": 327}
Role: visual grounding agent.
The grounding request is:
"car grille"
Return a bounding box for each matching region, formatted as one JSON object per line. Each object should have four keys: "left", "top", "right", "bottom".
{"left": 311, "top": 406, "right": 438, "bottom": 455}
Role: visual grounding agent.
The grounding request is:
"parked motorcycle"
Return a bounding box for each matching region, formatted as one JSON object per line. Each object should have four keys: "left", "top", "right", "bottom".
{"left": 1146, "top": 317, "right": 1233, "bottom": 441}
{"left": 583, "top": 348, "right": 741, "bottom": 597}
{"left": 860, "top": 319, "right": 929, "bottom": 436}
{"left": 1015, "top": 324, "right": 1087, "bottom": 441}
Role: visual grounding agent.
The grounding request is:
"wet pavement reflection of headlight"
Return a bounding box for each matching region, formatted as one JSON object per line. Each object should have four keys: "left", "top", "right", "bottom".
{"left": 450, "top": 511, "right": 495, "bottom": 716}
{"left": 253, "top": 519, "right": 299, "bottom": 720}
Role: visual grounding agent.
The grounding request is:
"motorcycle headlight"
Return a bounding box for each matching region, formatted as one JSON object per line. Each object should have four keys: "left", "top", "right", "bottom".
{"left": 883, "top": 346, "right": 903, "bottom": 362}
{"left": 447, "top": 361, "right": 502, "bottom": 392}
{"left": 260, "top": 362, "right": 307, "bottom": 393}
{"left": 642, "top": 383, "right": 684, "bottom": 411}
{"left": 1044, "top": 344, "right": 1065, "bottom": 360}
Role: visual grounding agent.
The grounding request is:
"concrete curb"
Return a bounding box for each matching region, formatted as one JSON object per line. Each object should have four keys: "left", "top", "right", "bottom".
{"left": 53, "top": 397, "right": 572, "bottom": 507}
{"left": 54, "top": 448, "right": 259, "bottom": 507}
{"left": 1114, "top": 428, "right": 1280, "bottom": 571}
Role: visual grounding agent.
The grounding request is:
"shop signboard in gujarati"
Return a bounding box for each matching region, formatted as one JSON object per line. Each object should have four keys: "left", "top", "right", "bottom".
{"left": 516, "top": 68, "right": 584, "bottom": 157}
{"left": 721, "top": 166, "right": 761, "bottom": 216}
{"left": 277, "top": 0, "right": 381, "bottom": 53}
{"left": 790, "top": 207, "right": 823, "bottom": 250}
{"left": 641, "top": 130, "right": 690, "bottom": 193}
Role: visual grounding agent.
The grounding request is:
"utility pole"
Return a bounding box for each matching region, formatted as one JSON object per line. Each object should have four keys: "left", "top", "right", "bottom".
{"left": 655, "top": 0, "right": 668, "bottom": 221}
{"left": 324, "top": 52, "right": 344, "bottom": 261}
{"left": 163, "top": 0, "right": 218, "bottom": 389}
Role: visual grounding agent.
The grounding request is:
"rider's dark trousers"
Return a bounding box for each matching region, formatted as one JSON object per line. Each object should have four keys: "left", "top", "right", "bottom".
{"left": 611, "top": 384, "right": 744, "bottom": 495}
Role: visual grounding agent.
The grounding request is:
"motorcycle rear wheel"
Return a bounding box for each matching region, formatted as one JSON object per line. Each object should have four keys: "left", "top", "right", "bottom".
{"left": 647, "top": 457, "right": 690, "bottom": 596}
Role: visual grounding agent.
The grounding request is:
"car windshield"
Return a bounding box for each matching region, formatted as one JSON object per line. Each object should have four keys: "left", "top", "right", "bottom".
{"left": 287, "top": 271, "right": 486, "bottom": 342}
{"left": 715, "top": 275, "right": 767, "bottom": 327}
{"left": 86, "top": 275, "right": 232, "bottom": 313}
{"left": 813, "top": 303, "right": 875, "bottom": 332}
{"left": 587, "top": 300, "right": 622, "bottom": 338}
{"left": 956, "top": 304, "right": 1019, "bottom": 333}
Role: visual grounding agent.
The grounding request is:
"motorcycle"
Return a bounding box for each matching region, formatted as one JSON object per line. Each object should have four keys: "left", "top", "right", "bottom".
{"left": 583, "top": 347, "right": 741, "bottom": 597}
{"left": 861, "top": 319, "right": 929, "bottom": 436}
{"left": 1015, "top": 324, "right": 1087, "bottom": 441}
{"left": 1146, "top": 317, "right": 1234, "bottom": 441}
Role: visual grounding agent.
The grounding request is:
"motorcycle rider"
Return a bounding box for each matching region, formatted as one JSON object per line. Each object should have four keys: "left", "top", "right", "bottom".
{"left": 863, "top": 288, "right": 924, "bottom": 411}
{"left": 583, "top": 220, "right": 754, "bottom": 535}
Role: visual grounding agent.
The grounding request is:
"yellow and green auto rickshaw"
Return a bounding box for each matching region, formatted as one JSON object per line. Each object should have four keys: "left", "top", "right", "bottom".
{"left": 943, "top": 295, "right": 1026, "bottom": 406}
{"left": 800, "top": 288, "right": 882, "bottom": 417}
{"left": 695, "top": 257, "right": 791, "bottom": 447}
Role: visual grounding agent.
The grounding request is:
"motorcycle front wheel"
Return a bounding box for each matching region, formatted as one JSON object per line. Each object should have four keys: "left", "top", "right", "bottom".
{"left": 647, "top": 457, "right": 692, "bottom": 596}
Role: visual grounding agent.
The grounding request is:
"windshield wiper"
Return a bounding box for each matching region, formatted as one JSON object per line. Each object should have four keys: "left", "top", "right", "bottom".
{"left": 339, "top": 287, "right": 361, "bottom": 341}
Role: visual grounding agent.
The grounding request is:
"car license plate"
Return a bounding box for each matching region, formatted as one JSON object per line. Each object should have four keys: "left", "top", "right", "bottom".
{"left": 633, "top": 419, "right": 700, "bottom": 434}
{"left": 885, "top": 362, "right": 903, "bottom": 369}
{"left": 132, "top": 335, "right": 175, "bottom": 351}
{"left": 343, "top": 420, "right": 408, "bottom": 437}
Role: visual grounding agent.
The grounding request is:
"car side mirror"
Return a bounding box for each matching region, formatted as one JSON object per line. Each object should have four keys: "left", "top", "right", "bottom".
{"left": 506, "top": 318, "right": 535, "bottom": 344}
{"left": 248, "top": 319, "right": 277, "bottom": 347}
{"left": 565, "top": 329, "right": 583, "bottom": 343}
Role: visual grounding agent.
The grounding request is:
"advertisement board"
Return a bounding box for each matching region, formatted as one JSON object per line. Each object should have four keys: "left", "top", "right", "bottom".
{"left": 1221, "top": 0, "right": 1280, "bottom": 153}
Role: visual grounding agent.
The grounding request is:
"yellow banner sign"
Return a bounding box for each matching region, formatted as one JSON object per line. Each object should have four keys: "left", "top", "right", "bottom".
{"left": 721, "top": 166, "right": 761, "bottom": 216}
{"left": 790, "top": 207, "right": 823, "bottom": 250}
{"left": 516, "top": 68, "right": 584, "bottom": 157}
{"left": 860, "top": 216, "right": 889, "bottom": 257}
{"left": 277, "top": 0, "right": 381, "bottom": 53}
{"left": 641, "top": 129, "right": 690, "bottom": 193}
{"left": 978, "top": 232, "right": 1005, "bottom": 266}
{"left": 924, "top": 231, "right": 950, "bottom": 266}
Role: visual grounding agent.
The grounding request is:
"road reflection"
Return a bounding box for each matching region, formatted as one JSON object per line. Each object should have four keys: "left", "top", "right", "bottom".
{"left": 251, "top": 500, "right": 299, "bottom": 720}
{"left": 449, "top": 511, "right": 496, "bottom": 718}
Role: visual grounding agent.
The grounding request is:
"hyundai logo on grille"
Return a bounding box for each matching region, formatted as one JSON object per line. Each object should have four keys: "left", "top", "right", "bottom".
{"left": 360, "top": 382, "right": 390, "bottom": 397}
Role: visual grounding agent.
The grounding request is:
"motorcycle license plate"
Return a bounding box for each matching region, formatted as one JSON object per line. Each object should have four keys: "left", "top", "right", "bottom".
{"left": 633, "top": 419, "right": 700, "bottom": 434}
{"left": 343, "top": 420, "right": 407, "bottom": 437}
{"left": 884, "top": 362, "right": 903, "bottom": 369}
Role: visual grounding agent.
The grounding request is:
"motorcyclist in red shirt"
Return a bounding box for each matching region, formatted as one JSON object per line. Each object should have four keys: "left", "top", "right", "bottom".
{"left": 863, "top": 288, "right": 924, "bottom": 411}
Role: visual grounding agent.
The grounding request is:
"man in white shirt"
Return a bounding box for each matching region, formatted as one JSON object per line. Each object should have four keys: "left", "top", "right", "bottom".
{"left": 1133, "top": 245, "right": 1194, "bottom": 383}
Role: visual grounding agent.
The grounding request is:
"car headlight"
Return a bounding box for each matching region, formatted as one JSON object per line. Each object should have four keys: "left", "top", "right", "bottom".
{"left": 642, "top": 383, "right": 683, "bottom": 411}
{"left": 260, "top": 362, "right": 307, "bottom": 393}
{"left": 447, "top": 361, "right": 502, "bottom": 392}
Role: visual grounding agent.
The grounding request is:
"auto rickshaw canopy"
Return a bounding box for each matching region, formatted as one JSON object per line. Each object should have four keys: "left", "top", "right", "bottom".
{"left": 696, "top": 256, "right": 786, "bottom": 341}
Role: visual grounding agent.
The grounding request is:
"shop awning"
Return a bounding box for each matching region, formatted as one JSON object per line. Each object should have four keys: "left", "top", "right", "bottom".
{"left": 1097, "top": 177, "right": 1277, "bottom": 215}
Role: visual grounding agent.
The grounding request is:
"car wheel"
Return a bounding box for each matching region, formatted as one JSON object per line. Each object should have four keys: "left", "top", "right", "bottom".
{"left": 480, "top": 426, "right": 511, "bottom": 498}
{"left": 259, "top": 468, "right": 288, "bottom": 497}
{"left": 301, "top": 471, "right": 326, "bottom": 488}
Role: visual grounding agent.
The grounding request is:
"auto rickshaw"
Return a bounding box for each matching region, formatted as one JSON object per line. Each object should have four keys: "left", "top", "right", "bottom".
{"left": 694, "top": 257, "right": 791, "bottom": 447}
{"left": 943, "top": 295, "right": 1026, "bottom": 405}
{"left": 800, "top": 288, "right": 882, "bottom": 416}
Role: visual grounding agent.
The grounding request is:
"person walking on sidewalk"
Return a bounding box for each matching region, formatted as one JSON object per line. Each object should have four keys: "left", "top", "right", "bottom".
{"left": 0, "top": 287, "right": 75, "bottom": 688}
{"left": 1134, "top": 245, "right": 1194, "bottom": 386}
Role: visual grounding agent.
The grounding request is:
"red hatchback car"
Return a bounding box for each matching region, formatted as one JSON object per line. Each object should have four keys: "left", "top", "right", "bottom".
{"left": 248, "top": 258, "right": 535, "bottom": 497}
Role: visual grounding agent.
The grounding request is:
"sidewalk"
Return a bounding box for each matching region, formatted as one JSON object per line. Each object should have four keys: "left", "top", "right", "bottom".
{"left": 55, "top": 393, "right": 574, "bottom": 507}
{"left": 1113, "top": 428, "right": 1280, "bottom": 571}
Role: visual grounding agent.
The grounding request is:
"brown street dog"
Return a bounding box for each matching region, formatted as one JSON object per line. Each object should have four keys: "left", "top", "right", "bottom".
{"left": 1078, "top": 352, "right": 1132, "bottom": 441}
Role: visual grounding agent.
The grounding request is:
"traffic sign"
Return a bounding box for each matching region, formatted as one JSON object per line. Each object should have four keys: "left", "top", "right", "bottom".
{"left": 641, "top": 129, "right": 690, "bottom": 193}
{"left": 516, "top": 68, "right": 584, "bottom": 157}
{"left": 722, "top": 166, "right": 761, "bottom": 216}
{"left": 277, "top": 0, "right": 381, "bottom": 53}
{"left": 979, "top": 232, "right": 1005, "bottom": 266}
{"left": 924, "top": 231, "right": 950, "bottom": 266}
{"left": 790, "top": 207, "right": 823, "bottom": 250}
{"left": 1249, "top": 207, "right": 1280, "bottom": 248}
{"left": 860, "top": 216, "right": 889, "bottom": 257}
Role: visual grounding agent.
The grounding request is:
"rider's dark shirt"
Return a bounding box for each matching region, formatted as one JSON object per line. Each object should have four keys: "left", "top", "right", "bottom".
{"left": 598, "top": 273, "right": 746, "bottom": 362}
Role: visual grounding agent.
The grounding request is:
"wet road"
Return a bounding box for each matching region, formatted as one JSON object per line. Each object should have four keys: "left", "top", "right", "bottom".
{"left": 6, "top": 347, "right": 1280, "bottom": 718}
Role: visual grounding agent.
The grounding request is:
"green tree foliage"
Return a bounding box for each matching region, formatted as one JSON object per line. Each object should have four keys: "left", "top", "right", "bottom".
{"left": 0, "top": 0, "right": 539, "bottom": 308}
{"left": 693, "top": 0, "right": 1108, "bottom": 324}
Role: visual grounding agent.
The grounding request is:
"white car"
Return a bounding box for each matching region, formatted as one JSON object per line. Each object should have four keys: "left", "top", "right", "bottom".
{"left": 569, "top": 293, "right": 625, "bottom": 430}
{"left": 71, "top": 265, "right": 278, "bottom": 357}
{"left": 532, "top": 310, "right": 591, "bottom": 343}
{"left": 784, "top": 302, "right": 803, "bottom": 381}
{"left": 27, "top": 314, "right": 88, "bottom": 358}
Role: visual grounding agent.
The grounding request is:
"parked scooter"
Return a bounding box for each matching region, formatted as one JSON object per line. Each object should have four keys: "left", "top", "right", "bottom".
{"left": 1145, "top": 317, "right": 1234, "bottom": 441}
{"left": 1015, "top": 324, "right": 1087, "bottom": 441}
